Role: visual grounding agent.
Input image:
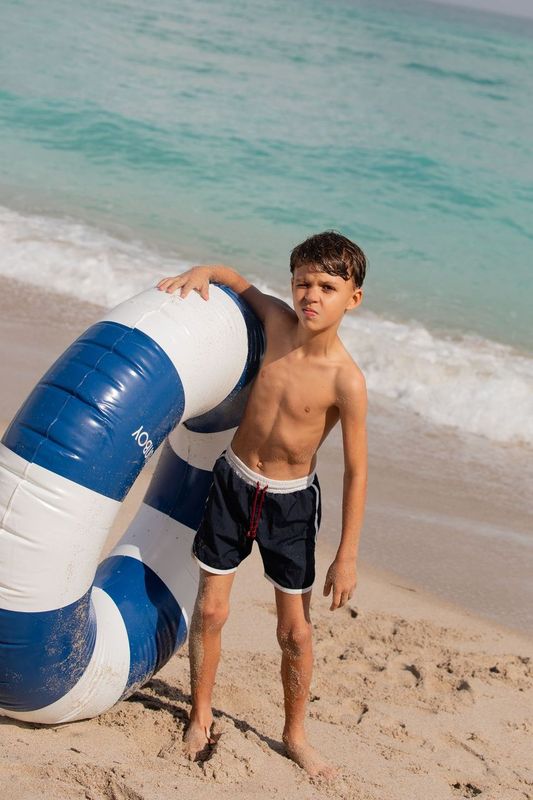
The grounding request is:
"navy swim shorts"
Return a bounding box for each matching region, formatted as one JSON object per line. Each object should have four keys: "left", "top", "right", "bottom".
{"left": 192, "top": 444, "right": 321, "bottom": 594}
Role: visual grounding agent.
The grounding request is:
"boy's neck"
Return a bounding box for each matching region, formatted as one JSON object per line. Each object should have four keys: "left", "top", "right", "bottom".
{"left": 294, "top": 322, "right": 341, "bottom": 357}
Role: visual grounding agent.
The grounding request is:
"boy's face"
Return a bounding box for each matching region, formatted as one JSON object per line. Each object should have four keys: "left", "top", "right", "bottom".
{"left": 291, "top": 263, "right": 362, "bottom": 330}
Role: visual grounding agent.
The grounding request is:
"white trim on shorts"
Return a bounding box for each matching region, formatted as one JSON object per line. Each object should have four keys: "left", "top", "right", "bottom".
{"left": 192, "top": 548, "right": 238, "bottom": 575}
{"left": 264, "top": 573, "right": 314, "bottom": 594}
{"left": 224, "top": 443, "right": 316, "bottom": 493}
{"left": 309, "top": 483, "right": 320, "bottom": 544}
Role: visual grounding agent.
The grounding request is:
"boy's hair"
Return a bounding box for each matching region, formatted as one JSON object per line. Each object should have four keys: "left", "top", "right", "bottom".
{"left": 290, "top": 230, "right": 366, "bottom": 288}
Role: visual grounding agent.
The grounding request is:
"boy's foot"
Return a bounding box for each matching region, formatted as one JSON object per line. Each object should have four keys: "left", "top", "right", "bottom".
{"left": 283, "top": 736, "right": 338, "bottom": 780}
{"left": 183, "top": 719, "right": 217, "bottom": 762}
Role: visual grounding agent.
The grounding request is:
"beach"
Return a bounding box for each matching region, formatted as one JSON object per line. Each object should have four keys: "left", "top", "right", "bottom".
{"left": 1, "top": 277, "right": 532, "bottom": 800}
{"left": 1, "top": 1, "right": 533, "bottom": 795}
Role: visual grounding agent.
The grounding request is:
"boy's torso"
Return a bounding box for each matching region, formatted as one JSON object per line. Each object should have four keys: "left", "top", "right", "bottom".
{"left": 232, "top": 307, "right": 356, "bottom": 480}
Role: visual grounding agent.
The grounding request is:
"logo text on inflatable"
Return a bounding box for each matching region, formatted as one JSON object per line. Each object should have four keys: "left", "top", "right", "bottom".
{"left": 131, "top": 425, "right": 155, "bottom": 459}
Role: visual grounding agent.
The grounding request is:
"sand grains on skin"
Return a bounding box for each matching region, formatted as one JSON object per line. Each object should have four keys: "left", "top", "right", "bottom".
{"left": 283, "top": 738, "right": 339, "bottom": 781}
{"left": 182, "top": 719, "right": 221, "bottom": 762}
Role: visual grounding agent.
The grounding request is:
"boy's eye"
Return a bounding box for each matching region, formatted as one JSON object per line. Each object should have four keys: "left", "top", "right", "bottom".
{"left": 322, "top": 285, "right": 334, "bottom": 292}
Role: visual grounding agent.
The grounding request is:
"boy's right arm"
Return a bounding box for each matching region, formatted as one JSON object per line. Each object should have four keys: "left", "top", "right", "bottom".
{"left": 157, "top": 264, "right": 292, "bottom": 325}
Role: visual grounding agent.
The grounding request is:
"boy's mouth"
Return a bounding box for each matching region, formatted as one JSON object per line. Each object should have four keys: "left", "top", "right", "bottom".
{"left": 303, "top": 307, "right": 318, "bottom": 318}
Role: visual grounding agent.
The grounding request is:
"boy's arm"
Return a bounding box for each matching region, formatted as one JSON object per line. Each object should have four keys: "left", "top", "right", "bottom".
{"left": 323, "top": 366, "right": 368, "bottom": 611}
{"left": 157, "top": 264, "right": 292, "bottom": 325}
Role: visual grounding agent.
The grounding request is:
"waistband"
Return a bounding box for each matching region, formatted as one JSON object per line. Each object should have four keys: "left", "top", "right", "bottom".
{"left": 224, "top": 443, "right": 317, "bottom": 494}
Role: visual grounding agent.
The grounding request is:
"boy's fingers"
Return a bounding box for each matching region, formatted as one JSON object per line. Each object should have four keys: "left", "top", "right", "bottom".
{"left": 158, "top": 271, "right": 211, "bottom": 299}
{"left": 156, "top": 275, "right": 187, "bottom": 293}
{"left": 170, "top": 278, "right": 187, "bottom": 294}
{"left": 323, "top": 578, "right": 332, "bottom": 597}
{"left": 330, "top": 590, "right": 342, "bottom": 611}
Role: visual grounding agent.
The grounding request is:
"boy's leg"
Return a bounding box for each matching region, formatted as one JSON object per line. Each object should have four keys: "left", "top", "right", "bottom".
{"left": 184, "top": 568, "right": 235, "bottom": 759}
{"left": 275, "top": 588, "right": 336, "bottom": 779}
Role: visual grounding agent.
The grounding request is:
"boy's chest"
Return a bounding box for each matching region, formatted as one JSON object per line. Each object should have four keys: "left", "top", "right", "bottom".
{"left": 253, "top": 357, "right": 336, "bottom": 419}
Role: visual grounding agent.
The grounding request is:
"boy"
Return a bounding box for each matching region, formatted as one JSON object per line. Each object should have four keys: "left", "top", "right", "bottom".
{"left": 157, "top": 230, "right": 367, "bottom": 779}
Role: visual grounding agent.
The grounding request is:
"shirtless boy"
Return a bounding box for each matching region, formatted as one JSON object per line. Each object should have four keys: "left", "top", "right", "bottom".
{"left": 157, "top": 230, "right": 367, "bottom": 779}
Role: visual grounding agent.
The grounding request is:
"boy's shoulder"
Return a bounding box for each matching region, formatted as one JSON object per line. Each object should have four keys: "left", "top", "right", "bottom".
{"left": 241, "top": 286, "right": 295, "bottom": 327}
{"left": 333, "top": 345, "right": 367, "bottom": 408}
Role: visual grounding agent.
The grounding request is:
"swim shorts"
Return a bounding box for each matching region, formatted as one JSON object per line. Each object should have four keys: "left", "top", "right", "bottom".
{"left": 192, "top": 444, "right": 321, "bottom": 594}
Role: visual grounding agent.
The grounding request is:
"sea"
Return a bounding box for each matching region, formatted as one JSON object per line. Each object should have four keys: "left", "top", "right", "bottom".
{"left": 1, "top": 0, "right": 532, "bottom": 447}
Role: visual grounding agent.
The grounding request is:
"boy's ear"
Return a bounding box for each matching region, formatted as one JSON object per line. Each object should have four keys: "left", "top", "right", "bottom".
{"left": 346, "top": 287, "right": 363, "bottom": 312}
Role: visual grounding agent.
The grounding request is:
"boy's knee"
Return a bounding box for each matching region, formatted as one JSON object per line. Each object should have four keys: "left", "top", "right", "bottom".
{"left": 277, "top": 622, "right": 312, "bottom": 657}
{"left": 195, "top": 598, "right": 229, "bottom": 632}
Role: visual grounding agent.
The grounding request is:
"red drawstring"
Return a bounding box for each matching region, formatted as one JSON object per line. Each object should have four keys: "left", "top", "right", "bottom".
{"left": 246, "top": 481, "right": 268, "bottom": 539}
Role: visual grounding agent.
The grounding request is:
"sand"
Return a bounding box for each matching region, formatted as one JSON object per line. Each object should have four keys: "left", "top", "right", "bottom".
{"left": 1, "top": 276, "right": 532, "bottom": 800}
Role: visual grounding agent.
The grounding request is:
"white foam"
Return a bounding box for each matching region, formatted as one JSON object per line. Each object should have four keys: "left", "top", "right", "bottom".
{"left": 0, "top": 204, "right": 190, "bottom": 307}
{"left": 341, "top": 312, "right": 533, "bottom": 446}
{"left": 1, "top": 205, "right": 532, "bottom": 446}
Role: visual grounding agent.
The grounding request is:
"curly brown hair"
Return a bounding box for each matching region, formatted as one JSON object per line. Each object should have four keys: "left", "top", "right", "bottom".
{"left": 290, "top": 230, "right": 367, "bottom": 288}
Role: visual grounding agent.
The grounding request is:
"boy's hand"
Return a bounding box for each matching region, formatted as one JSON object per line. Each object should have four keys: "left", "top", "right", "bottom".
{"left": 157, "top": 266, "right": 212, "bottom": 300}
{"left": 323, "top": 557, "right": 357, "bottom": 611}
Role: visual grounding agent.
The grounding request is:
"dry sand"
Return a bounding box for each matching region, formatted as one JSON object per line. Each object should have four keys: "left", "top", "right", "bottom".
{"left": 1, "top": 276, "right": 532, "bottom": 800}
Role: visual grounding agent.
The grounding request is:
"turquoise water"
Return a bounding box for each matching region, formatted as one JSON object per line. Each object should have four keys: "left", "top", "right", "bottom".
{"left": 2, "top": 0, "right": 532, "bottom": 443}
{"left": 0, "top": 0, "right": 531, "bottom": 350}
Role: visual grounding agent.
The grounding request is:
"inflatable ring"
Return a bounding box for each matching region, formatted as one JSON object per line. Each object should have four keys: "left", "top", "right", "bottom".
{"left": 0, "top": 286, "right": 263, "bottom": 724}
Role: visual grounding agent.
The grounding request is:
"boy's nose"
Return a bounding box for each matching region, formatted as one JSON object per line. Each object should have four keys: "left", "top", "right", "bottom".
{"left": 304, "top": 285, "right": 320, "bottom": 301}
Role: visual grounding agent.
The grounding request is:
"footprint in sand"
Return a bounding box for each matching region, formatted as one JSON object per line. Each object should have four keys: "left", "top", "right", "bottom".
{"left": 451, "top": 780, "right": 483, "bottom": 797}
{"left": 381, "top": 655, "right": 424, "bottom": 688}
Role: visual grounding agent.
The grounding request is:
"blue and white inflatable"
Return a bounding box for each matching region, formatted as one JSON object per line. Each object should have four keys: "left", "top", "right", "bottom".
{"left": 0, "top": 286, "right": 263, "bottom": 724}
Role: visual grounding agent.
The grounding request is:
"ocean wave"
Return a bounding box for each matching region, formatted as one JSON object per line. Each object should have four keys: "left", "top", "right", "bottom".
{"left": 340, "top": 313, "right": 533, "bottom": 447}
{"left": 1, "top": 205, "right": 531, "bottom": 447}
{"left": 404, "top": 61, "right": 509, "bottom": 88}
{"left": 0, "top": 205, "right": 187, "bottom": 307}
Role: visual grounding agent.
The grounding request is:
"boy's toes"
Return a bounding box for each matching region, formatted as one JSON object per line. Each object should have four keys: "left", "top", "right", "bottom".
{"left": 284, "top": 739, "right": 337, "bottom": 781}
{"left": 183, "top": 721, "right": 216, "bottom": 762}
{"left": 315, "top": 761, "right": 338, "bottom": 781}
{"left": 209, "top": 720, "right": 225, "bottom": 744}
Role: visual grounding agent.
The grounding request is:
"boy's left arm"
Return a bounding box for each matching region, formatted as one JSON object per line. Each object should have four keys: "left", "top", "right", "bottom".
{"left": 323, "top": 367, "right": 368, "bottom": 611}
